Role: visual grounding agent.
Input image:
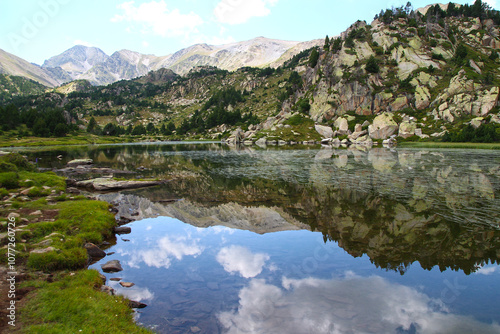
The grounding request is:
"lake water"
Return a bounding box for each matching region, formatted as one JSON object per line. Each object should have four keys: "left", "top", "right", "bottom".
{"left": 21, "top": 143, "right": 500, "bottom": 333}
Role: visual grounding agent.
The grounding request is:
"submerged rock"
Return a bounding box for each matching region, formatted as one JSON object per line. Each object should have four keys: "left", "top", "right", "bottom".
{"left": 128, "top": 300, "right": 147, "bottom": 309}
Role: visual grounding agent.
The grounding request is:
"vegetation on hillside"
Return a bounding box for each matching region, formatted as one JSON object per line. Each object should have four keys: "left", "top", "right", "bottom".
{"left": 0, "top": 1, "right": 499, "bottom": 145}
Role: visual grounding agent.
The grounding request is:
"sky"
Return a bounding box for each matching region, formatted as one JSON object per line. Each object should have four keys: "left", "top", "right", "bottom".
{"left": 0, "top": 0, "right": 496, "bottom": 65}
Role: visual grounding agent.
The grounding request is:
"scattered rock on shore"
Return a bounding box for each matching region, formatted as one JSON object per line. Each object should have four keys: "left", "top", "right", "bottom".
{"left": 84, "top": 243, "right": 106, "bottom": 258}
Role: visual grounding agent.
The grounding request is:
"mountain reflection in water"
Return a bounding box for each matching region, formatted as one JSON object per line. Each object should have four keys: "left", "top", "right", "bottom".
{"left": 90, "top": 145, "right": 500, "bottom": 276}
{"left": 22, "top": 143, "right": 500, "bottom": 333}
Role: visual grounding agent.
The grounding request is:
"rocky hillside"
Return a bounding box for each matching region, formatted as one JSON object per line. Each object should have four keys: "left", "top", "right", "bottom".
{"left": 0, "top": 74, "right": 47, "bottom": 103}
{"left": 42, "top": 45, "right": 110, "bottom": 83}
{"left": 28, "top": 37, "right": 321, "bottom": 86}
{"left": 1, "top": 2, "right": 500, "bottom": 145}
{"left": 0, "top": 49, "right": 61, "bottom": 87}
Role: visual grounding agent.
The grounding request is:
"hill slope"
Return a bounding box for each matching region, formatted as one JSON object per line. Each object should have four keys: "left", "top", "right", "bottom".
{"left": 0, "top": 49, "right": 61, "bottom": 87}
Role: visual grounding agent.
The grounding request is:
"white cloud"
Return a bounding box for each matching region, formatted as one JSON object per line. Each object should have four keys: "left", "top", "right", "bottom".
{"left": 218, "top": 276, "right": 500, "bottom": 334}
{"left": 127, "top": 235, "right": 203, "bottom": 269}
{"left": 216, "top": 245, "right": 270, "bottom": 278}
{"left": 476, "top": 266, "right": 499, "bottom": 275}
{"left": 214, "top": 0, "right": 278, "bottom": 25}
{"left": 74, "top": 39, "right": 93, "bottom": 47}
{"left": 111, "top": 1, "right": 203, "bottom": 38}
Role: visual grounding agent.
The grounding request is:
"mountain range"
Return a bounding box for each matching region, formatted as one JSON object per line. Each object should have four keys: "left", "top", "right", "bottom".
{"left": 0, "top": 37, "right": 322, "bottom": 87}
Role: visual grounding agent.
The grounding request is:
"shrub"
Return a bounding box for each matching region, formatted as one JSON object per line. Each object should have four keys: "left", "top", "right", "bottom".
{"left": 0, "top": 161, "right": 17, "bottom": 172}
{"left": 366, "top": 56, "right": 380, "bottom": 73}
{"left": 0, "top": 153, "right": 35, "bottom": 171}
{"left": 0, "top": 172, "right": 19, "bottom": 189}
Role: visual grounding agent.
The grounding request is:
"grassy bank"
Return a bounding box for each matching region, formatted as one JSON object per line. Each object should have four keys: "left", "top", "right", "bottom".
{"left": 399, "top": 141, "right": 500, "bottom": 150}
{"left": 0, "top": 153, "right": 150, "bottom": 333}
{"left": 0, "top": 133, "right": 128, "bottom": 148}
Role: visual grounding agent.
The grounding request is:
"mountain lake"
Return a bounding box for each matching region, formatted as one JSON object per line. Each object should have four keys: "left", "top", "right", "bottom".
{"left": 16, "top": 142, "right": 500, "bottom": 334}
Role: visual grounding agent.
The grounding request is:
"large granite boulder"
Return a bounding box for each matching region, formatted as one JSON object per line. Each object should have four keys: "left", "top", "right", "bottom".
{"left": 315, "top": 124, "right": 334, "bottom": 139}
{"left": 368, "top": 113, "right": 398, "bottom": 140}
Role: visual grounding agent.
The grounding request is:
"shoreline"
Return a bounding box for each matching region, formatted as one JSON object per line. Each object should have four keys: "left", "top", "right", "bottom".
{"left": 0, "top": 153, "right": 153, "bottom": 333}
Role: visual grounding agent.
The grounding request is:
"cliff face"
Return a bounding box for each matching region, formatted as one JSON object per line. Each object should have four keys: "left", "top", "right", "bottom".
{"left": 280, "top": 12, "right": 500, "bottom": 141}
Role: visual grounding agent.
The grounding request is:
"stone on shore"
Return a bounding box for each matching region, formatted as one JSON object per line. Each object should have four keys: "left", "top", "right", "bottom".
{"left": 84, "top": 243, "right": 106, "bottom": 258}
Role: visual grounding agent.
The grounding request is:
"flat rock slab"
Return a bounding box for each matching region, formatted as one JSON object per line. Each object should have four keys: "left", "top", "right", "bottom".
{"left": 74, "top": 178, "right": 164, "bottom": 191}
{"left": 67, "top": 159, "right": 93, "bottom": 167}
{"left": 101, "top": 260, "right": 123, "bottom": 273}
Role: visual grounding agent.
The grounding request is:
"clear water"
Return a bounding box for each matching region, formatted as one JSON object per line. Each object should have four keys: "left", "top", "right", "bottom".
{"left": 19, "top": 143, "right": 500, "bottom": 333}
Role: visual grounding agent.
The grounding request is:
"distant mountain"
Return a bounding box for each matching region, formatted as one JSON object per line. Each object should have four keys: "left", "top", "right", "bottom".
{"left": 161, "top": 37, "right": 319, "bottom": 75}
{"left": 79, "top": 49, "right": 162, "bottom": 86}
{"left": 42, "top": 45, "right": 109, "bottom": 81}
{"left": 34, "top": 37, "right": 322, "bottom": 86}
{"left": 0, "top": 49, "right": 61, "bottom": 87}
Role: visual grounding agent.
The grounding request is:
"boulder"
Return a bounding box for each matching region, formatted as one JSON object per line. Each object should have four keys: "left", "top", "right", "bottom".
{"left": 67, "top": 159, "right": 93, "bottom": 167}
{"left": 398, "top": 121, "right": 417, "bottom": 139}
{"left": 84, "top": 243, "right": 106, "bottom": 258}
{"left": 315, "top": 124, "right": 334, "bottom": 139}
{"left": 101, "top": 260, "right": 123, "bottom": 273}
{"left": 415, "top": 85, "right": 431, "bottom": 110}
{"left": 368, "top": 113, "right": 398, "bottom": 140}
{"left": 334, "top": 117, "right": 349, "bottom": 135}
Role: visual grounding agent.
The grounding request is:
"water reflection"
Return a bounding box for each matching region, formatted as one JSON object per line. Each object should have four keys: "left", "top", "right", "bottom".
{"left": 81, "top": 145, "right": 500, "bottom": 276}
{"left": 216, "top": 246, "right": 270, "bottom": 278}
{"left": 219, "top": 275, "right": 500, "bottom": 334}
{"left": 19, "top": 143, "right": 500, "bottom": 332}
{"left": 123, "top": 235, "right": 204, "bottom": 269}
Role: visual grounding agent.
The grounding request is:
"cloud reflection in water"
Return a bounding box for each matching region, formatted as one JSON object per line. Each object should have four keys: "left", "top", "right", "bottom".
{"left": 218, "top": 275, "right": 500, "bottom": 334}
{"left": 126, "top": 235, "right": 204, "bottom": 269}
{"left": 217, "top": 245, "right": 270, "bottom": 278}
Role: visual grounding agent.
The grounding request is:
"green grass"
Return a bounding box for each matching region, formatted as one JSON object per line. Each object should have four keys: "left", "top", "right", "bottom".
{"left": 400, "top": 142, "right": 500, "bottom": 149}
{"left": 20, "top": 270, "right": 152, "bottom": 334}
{"left": 0, "top": 133, "right": 126, "bottom": 148}
{"left": 26, "top": 200, "right": 116, "bottom": 271}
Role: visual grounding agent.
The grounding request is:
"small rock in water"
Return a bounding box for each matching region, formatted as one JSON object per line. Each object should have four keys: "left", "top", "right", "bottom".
{"left": 84, "top": 243, "right": 106, "bottom": 258}
{"left": 114, "top": 226, "right": 131, "bottom": 234}
{"left": 120, "top": 282, "right": 135, "bottom": 288}
{"left": 101, "top": 260, "right": 123, "bottom": 273}
{"left": 128, "top": 300, "right": 147, "bottom": 309}
{"left": 110, "top": 277, "right": 122, "bottom": 281}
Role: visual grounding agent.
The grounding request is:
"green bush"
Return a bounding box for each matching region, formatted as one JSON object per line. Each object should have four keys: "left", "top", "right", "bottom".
{"left": 366, "top": 56, "right": 380, "bottom": 73}
{"left": 0, "top": 172, "right": 19, "bottom": 189}
{"left": 0, "top": 153, "right": 35, "bottom": 171}
{"left": 0, "top": 161, "right": 17, "bottom": 172}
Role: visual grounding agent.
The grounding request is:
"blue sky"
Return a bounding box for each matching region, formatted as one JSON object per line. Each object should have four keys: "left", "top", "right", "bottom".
{"left": 0, "top": 0, "right": 493, "bottom": 65}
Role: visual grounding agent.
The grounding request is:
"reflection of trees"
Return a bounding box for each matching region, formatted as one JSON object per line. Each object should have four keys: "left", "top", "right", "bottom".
{"left": 34, "top": 143, "right": 499, "bottom": 275}
{"left": 132, "top": 148, "right": 500, "bottom": 275}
